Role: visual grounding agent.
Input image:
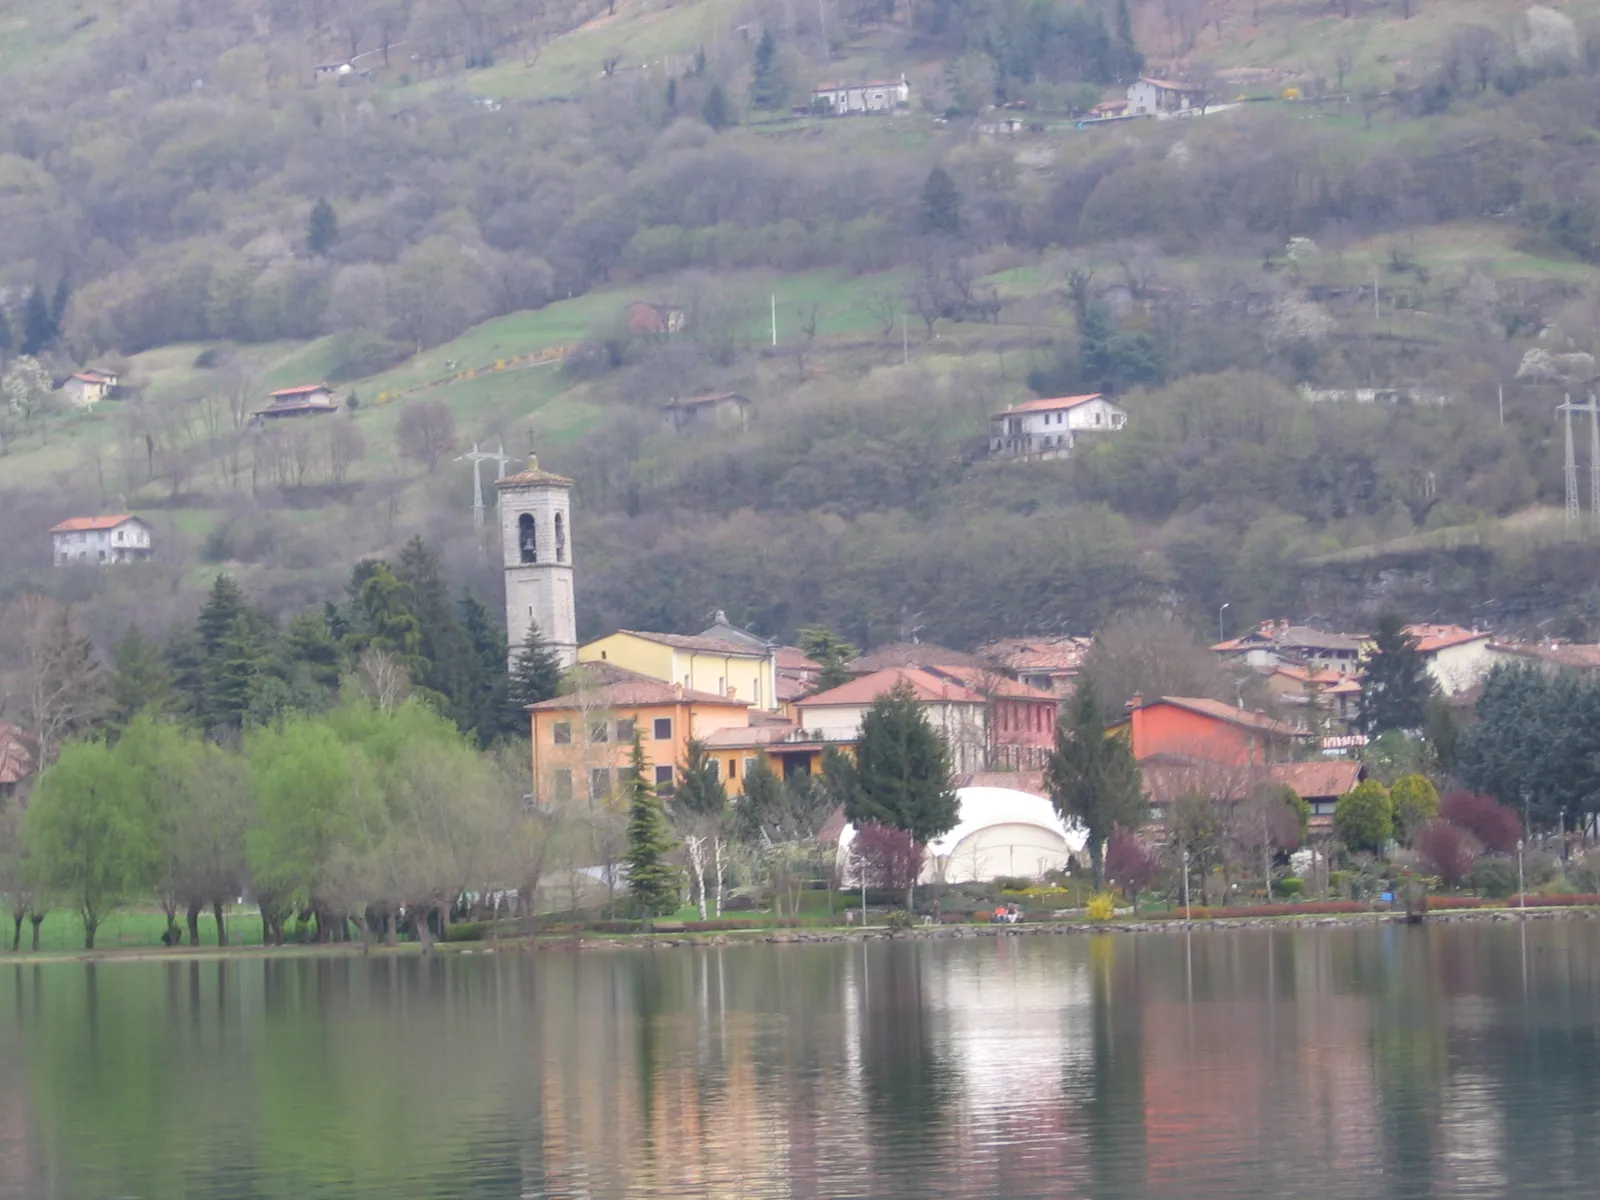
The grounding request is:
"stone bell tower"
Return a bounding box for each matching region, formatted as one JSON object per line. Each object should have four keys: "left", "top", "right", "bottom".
{"left": 497, "top": 457, "right": 577, "bottom": 669}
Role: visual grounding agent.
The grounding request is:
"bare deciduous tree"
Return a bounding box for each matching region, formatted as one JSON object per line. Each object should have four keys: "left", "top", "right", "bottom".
{"left": 397, "top": 400, "right": 458, "bottom": 471}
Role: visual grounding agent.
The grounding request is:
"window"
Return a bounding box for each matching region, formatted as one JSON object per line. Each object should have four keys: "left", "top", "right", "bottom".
{"left": 653, "top": 717, "right": 673, "bottom": 740}
{"left": 616, "top": 718, "right": 636, "bottom": 741}
{"left": 589, "top": 768, "right": 611, "bottom": 800}
{"left": 654, "top": 765, "right": 675, "bottom": 789}
{"left": 554, "top": 512, "right": 566, "bottom": 562}
{"left": 728, "top": 757, "right": 738, "bottom": 779}
{"left": 552, "top": 721, "right": 572, "bottom": 745}
{"left": 552, "top": 769, "right": 573, "bottom": 802}
{"left": 590, "top": 721, "right": 609, "bottom": 743}
{"left": 518, "top": 513, "right": 537, "bottom": 563}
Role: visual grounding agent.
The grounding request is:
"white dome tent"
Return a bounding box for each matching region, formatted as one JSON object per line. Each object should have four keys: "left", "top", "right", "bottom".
{"left": 837, "top": 786, "right": 1088, "bottom": 885}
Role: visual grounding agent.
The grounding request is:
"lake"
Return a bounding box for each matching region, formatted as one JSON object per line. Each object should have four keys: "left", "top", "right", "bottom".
{"left": 0, "top": 922, "right": 1597, "bottom": 1199}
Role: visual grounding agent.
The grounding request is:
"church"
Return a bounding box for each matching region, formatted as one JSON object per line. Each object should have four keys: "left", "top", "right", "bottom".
{"left": 497, "top": 457, "right": 577, "bottom": 669}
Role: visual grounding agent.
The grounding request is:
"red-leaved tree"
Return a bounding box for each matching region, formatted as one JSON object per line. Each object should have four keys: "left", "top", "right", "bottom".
{"left": 852, "top": 822, "right": 925, "bottom": 898}
{"left": 1416, "top": 819, "right": 1480, "bottom": 887}
{"left": 1441, "top": 791, "right": 1522, "bottom": 854}
{"left": 1104, "top": 826, "right": 1162, "bottom": 911}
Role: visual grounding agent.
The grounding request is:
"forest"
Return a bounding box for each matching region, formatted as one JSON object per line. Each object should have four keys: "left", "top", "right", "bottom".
{"left": 5, "top": 0, "right": 1600, "bottom": 657}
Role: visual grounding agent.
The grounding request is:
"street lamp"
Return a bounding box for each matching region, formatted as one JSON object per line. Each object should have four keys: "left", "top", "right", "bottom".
{"left": 1182, "top": 849, "right": 1192, "bottom": 919}
{"left": 1218, "top": 602, "right": 1231, "bottom": 644}
{"left": 1517, "top": 838, "right": 1526, "bottom": 909}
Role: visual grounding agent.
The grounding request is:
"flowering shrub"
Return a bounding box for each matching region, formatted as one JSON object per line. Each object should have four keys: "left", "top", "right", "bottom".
{"left": 1086, "top": 893, "right": 1117, "bottom": 921}
{"left": 1425, "top": 896, "right": 1492, "bottom": 911}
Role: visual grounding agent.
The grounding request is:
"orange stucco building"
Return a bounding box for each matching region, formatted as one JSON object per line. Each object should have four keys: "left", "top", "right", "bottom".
{"left": 1118, "top": 695, "right": 1308, "bottom": 766}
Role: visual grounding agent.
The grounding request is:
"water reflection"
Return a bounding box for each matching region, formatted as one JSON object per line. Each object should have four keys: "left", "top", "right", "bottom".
{"left": 1, "top": 924, "right": 1600, "bottom": 1197}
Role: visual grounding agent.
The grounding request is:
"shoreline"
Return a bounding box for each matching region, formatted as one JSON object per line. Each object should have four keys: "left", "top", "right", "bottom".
{"left": 8, "top": 904, "right": 1597, "bottom": 965}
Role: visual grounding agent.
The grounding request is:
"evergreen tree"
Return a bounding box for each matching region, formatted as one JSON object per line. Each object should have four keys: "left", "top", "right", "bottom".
{"left": 49, "top": 276, "right": 71, "bottom": 334}
{"left": 1334, "top": 779, "right": 1393, "bottom": 854}
{"left": 509, "top": 622, "right": 564, "bottom": 713}
{"left": 732, "top": 757, "right": 787, "bottom": 843}
{"left": 917, "top": 166, "right": 962, "bottom": 237}
{"left": 702, "top": 83, "right": 734, "bottom": 130}
{"left": 1046, "top": 677, "right": 1144, "bottom": 887}
{"left": 284, "top": 610, "right": 344, "bottom": 694}
{"left": 307, "top": 197, "right": 339, "bottom": 256}
{"left": 108, "top": 626, "right": 177, "bottom": 728}
{"left": 207, "top": 615, "right": 270, "bottom": 731}
{"left": 163, "top": 628, "right": 206, "bottom": 719}
{"left": 797, "top": 625, "right": 858, "bottom": 692}
{"left": 1361, "top": 612, "right": 1436, "bottom": 735}
{"left": 345, "top": 562, "right": 424, "bottom": 672}
{"left": 751, "top": 29, "right": 782, "bottom": 108}
{"left": 19, "top": 285, "right": 53, "bottom": 356}
{"left": 1113, "top": 0, "right": 1145, "bottom": 81}
{"left": 394, "top": 536, "right": 471, "bottom": 713}
{"left": 840, "top": 681, "right": 958, "bottom": 909}
{"left": 675, "top": 739, "right": 727, "bottom": 817}
{"left": 458, "top": 593, "right": 515, "bottom": 743}
{"left": 624, "top": 737, "right": 680, "bottom": 916}
{"left": 196, "top": 574, "right": 251, "bottom": 660}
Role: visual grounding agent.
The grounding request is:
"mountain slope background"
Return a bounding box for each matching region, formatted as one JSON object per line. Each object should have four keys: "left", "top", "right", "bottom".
{"left": 5, "top": 0, "right": 1600, "bottom": 650}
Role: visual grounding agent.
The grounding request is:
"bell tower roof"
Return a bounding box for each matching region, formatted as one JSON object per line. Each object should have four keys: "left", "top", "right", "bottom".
{"left": 497, "top": 456, "right": 573, "bottom": 489}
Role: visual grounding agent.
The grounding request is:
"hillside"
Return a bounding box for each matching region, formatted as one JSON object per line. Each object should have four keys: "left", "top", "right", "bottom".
{"left": 5, "top": 0, "right": 1600, "bottom": 651}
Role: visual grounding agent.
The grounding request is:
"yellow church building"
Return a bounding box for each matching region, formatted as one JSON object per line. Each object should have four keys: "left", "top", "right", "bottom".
{"left": 578, "top": 630, "right": 780, "bottom": 712}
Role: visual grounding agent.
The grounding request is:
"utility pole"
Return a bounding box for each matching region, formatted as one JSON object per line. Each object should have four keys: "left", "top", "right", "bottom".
{"left": 456, "top": 442, "right": 510, "bottom": 530}
{"left": 1498, "top": 383, "right": 1504, "bottom": 427}
{"left": 771, "top": 293, "right": 778, "bottom": 346}
{"left": 1556, "top": 394, "right": 1600, "bottom": 536}
{"left": 1561, "top": 395, "right": 1580, "bottom": 535}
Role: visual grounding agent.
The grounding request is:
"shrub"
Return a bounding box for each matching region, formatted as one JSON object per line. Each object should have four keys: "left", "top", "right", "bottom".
{"left": 1390, "top": 774, "right": 1441, "bottom": 843}
{"left": 1416, "top": 820, "right": 1479, "bottom": 886}
{"left": 1335, "top": 779, "right": 1393, "bottom": 853}
{"left": 192, "top": 347, "right": 219, "bottom": 368}
{"left": 1425, "top": 896, "right": 1490, "bottom": 910}
{"left": 1105, "top": 826, "right": 1163, "bottom": 895}
{"left": 992, "top": 876, "right": 1033, "bottom": 893}
{"left": 1152, "top": 901, "right": 1370, "bottom": 920}
{"left": 1470, "top": 857, "right": 1519, "bottom": 899}
{"left": 443, "top": 921, "right": 486, "bottom": 942}
{"left": 1508, "top": 893, "right": 1600, "bottom": 908}
{"left": 1086, "top": 893, "right": 1117, "bottom": 921}
{"left": 854, "top": 823, "right": 925, "bottom": 893}
{"left": 885, "top": 909, "right": 916, "bottom": 931}
{"left": 586, "top": 920, "right": 645, "bottom": 935}
{"left": 1441, "top": 791, "right": 1522, "bottom": 853}
{"left": 1274, "top": 877, "right": 1304, "bottom": 898}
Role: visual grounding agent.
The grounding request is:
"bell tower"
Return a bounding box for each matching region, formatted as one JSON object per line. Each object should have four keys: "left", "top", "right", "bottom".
{"left": 497, "top": 457, "right": 577, "bottom": 669}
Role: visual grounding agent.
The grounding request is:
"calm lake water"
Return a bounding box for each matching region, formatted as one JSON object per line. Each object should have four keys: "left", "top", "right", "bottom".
{"left": 1, "top": 922, "right": 1597, "bottom": 1199}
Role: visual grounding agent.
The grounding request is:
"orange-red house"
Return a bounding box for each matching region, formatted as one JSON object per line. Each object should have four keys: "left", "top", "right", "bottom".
{"left": 1117, "top": 695, "right": 1309, "bottom": 767}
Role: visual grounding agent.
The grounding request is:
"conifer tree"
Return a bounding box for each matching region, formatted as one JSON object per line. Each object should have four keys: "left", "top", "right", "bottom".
{"left": 207, "top": 615, "right": 270, "bottom": 731}
{"left": 1361, "top": 612, "right": 1436, "bottom": 735}
{"left": 797, "top": 625, "right": 858, "bottom": 692}
{"left": 509, "top": 622, "right": 564, "bottom": 713}
{"left": 751, "top": 29, "right": 782, "bottom": 109}
{"left": 49, "top": 276, "right": 71, "bottom": 333}
{"left": 108, "top": 626, "right": 177, "bottom": 728}
{"left": 1046, "top": 677, "right": 1144, "bottom": 887}
{"left": 841, "top": 682, "right": 958, "bottom": 909}
{"left": 394, "top": 537, "right": 471, "bottom": 713}
{"left": 917, "top": 166, "right": 962, "bottom": 237}
{"left": 674, "top": 739, "right": 727, "bottom": 817}
{"left": 624, "top": 737, "right": 680, "bottom": 916}
{"left": 196, "top": 574, "right": 251, "bottom": 660}
{"left": 19, "top": 285, "right": 53, "bottom": 356}
{"left": 702, "top": 83, "right": 734, "bottom": 130}
{"left": 457, "top": 593, "right": 514, "bottom": 743}
{"left": 307, "top": 197, "right": 339, "bottom": 255}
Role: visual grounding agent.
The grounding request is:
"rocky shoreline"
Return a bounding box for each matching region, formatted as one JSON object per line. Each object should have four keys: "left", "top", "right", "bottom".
{"left": 564, "top": 905, "right": 1600, "bottom": 950}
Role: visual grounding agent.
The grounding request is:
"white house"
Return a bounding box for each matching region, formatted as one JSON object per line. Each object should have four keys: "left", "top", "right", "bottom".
{"left": 989, "top": 393, "right": 1128, "bottom": 459}
{"left": 1126, "top": 76, "right": 1205, "bottom": 117}
{"left": 58, "top": 369, "right": 119, "bottom": 408}
{"left": 50, "top": 515, "right": 153, "bottom": 565}
{"left": 795, "top": 667, "right": 992, "bottom": 773}
{"left": 811, "top": 75, "right": 910, "bottom": 114}
{"left": 1406, "top": 624, "right": 1496, "bottom": 696}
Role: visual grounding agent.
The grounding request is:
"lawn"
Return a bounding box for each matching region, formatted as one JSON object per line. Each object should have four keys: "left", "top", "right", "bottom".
{"left": 12, "top": 907, "right": 267, "bottom": 954}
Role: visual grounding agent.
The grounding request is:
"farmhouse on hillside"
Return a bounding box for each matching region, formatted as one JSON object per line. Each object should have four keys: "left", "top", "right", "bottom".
{"left": 1126, "top": 76, "right": 1205, "bottom": 117}
{"left": 627, "top": 301, "right": 687, "bottom": 336}
{"left": 663, "top": 392, "right": 751, "bottom": 433}
{"left": 253, "top": 383, "right": 338, "bottom": 420}
{"left": 57, "top": 368, "right": 122, "bottom": 408}
{"left": 50, "top": 514, "right": 153, "bottom": 565}
{"left": 989, "top": 394, "right": 1128, "bottom": 459}
{"left": 810, "top": 75, "right": 911, "bottom": 114}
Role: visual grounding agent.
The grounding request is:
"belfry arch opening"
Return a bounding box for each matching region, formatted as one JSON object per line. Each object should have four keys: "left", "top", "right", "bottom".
{"left": 554, "top": 513, "right": 566, "bottom": 562}
{"left": 518, "top": 513, "right": 537, "bottom": 563}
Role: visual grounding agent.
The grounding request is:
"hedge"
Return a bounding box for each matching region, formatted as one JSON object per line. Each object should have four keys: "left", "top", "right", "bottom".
{"left": 1508, "top": 893, "right": 1600, "bottom": 908}
{"left": 1154, "top": 901, "right": 1372, "bottom": 920}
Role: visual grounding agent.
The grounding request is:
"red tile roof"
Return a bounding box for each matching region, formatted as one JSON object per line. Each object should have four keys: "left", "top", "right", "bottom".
{"left": 1405, "top": 623, "right": 1489, "bottom": 654}
{"left": 776, "top": 646, "right": 822, "bottom": 672}
{"left": 270, "top": 383, "right": 333, "bottom": 397}
{"left": 1140, "top": 76, "right": 1203, "bottom": 91}
{"left": 798, "top": 667, "right": 987, "bottom": 707}
{"left": 994, "top": 393, "right": 1104, "bottom": 417}
{"left": 498, "top": 463, "right": 573, "bottom": 488}
{"left": 49, "top": 514, "right": 138, "bottom": 533}
{"left": 1269, "top": 665, "right": 1362, "bottom": 694}
{"left": 0, "top": 724, "right": 33, "bottom": 786}
{"left": 922, "top": 664, "right": 1058, "bottom": 700}
{"left": 1141, "top": 696, "right": 1308, "bottom": 738}
{"left": 980, "top": 636, "right": 1092, "bottom": 673}
{"left": 701, "top": 721, "right": 807, "bottom": 749}
{"left": 527, "top": 664, "right": 747, "bottom": 711}
{"left": 847, "top": 642, "right": 985, "bottom": 672}
{"left": 70, "top": 369, "right": 116, "bottom": 384}
{"left": 1268, "top": 761, "right": 1363, "bottom": 801}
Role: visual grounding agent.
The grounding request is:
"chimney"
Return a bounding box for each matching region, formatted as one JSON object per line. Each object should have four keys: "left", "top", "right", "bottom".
{"left": 1127, "top": 691, "right": 1143, "bottom": 710}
